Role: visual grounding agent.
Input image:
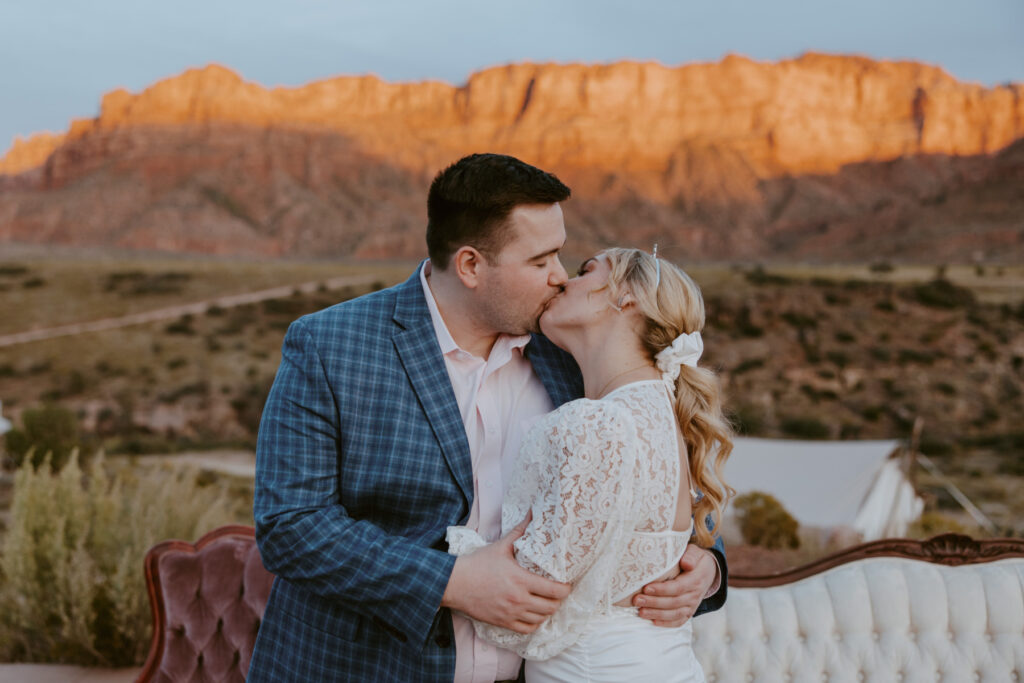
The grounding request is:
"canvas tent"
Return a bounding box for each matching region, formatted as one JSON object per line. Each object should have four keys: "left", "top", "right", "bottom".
{"left": 722, "top": 437, "right": 923, "bottom": 541}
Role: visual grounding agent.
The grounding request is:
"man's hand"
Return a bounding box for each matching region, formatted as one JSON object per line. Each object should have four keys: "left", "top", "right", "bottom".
{"left": 634, "top": 544, "right": 718, "bottom": 627}
{"left": 441, "top": 516, "right": 571, "bottom": 634}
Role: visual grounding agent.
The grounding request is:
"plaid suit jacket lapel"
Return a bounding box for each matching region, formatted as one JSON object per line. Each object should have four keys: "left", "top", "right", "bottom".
{"left": 391, "top": 271, "right": 474, "bottom": 507}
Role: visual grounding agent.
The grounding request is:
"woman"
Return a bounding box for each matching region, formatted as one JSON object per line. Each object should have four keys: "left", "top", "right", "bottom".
{"left": 447, "top": 248, "right": 734, "bottom": 682}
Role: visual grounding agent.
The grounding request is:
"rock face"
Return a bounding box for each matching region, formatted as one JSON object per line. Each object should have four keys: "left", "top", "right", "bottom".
{"left": 1, "top": 54, "right": 1022, "bottom": 262}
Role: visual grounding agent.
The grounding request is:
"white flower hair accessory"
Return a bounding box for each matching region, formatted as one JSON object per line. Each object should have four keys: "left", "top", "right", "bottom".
{"left": 655, "top": 331, "right": 703, "bottom": 384}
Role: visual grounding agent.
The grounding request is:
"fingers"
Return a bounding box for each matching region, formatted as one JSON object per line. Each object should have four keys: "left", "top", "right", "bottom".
{"left": 633, "top": 592, "right": 693, "bottom": 611}
{"left": 521, "top": 572, "right": 571, "bottom": 600}
{"left": 507, "top": 511, "right": 533, "bottom": 538}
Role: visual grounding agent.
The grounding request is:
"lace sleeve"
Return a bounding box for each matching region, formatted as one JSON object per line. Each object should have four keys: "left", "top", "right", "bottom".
{"left": 512, "top": 400, "right": 637, "bottom": 583}
{"left": 463, "top": 399, "right": 640, "bottom": 659}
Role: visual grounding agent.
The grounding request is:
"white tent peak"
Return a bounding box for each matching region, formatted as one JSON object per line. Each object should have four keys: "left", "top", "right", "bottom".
{"left": 723, "top": 437, "right": 923, "bottom": 541}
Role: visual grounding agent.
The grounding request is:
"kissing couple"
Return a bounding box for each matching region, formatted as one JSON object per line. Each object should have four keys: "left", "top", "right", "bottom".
{"left": 249, "top": 153, "right": 733, "bottom": 682}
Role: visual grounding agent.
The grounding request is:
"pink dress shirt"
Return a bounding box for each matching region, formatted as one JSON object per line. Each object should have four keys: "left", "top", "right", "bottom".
{"left": 420, "top": 263, "right": 554, "bottom": 683}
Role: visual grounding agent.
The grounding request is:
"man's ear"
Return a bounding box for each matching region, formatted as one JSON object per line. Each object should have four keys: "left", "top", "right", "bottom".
{"left": 452, "top": 246, "right": 485, "bottom": 289}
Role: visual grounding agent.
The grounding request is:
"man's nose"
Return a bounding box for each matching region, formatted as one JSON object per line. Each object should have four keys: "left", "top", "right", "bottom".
{"left": 549, "top": 257, "right": 568, "bottom": 288}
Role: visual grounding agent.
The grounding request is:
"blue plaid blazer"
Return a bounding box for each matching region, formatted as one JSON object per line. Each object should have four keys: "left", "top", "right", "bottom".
{"left": 249, "top": 266, "right": 727, "bottom": 682}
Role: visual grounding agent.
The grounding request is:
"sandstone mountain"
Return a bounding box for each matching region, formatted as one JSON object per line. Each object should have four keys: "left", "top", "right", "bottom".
{"left": 2, "top": 54, "right": 1022, "bottom": 262}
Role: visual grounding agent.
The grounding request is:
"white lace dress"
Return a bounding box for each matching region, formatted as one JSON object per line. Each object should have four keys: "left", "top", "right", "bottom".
{"left": 447, "top": 380, "right": 705, "bottom": 682}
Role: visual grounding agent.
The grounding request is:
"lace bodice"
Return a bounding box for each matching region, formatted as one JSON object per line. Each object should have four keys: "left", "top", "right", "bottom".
{"left": 446, "top": 380, "right": 692, "bottom": 659}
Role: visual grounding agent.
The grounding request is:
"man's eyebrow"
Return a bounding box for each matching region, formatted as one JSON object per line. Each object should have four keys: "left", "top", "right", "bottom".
{"left": 527, "top": 245, "right": 563, "bottom": 261}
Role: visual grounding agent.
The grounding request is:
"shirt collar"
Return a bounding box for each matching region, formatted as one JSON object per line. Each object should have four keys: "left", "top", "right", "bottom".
{"left": 419, "top": 260, "right": 531, "bottom": 361}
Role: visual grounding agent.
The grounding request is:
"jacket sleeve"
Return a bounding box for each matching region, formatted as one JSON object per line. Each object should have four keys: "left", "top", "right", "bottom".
{"left": 695, "top": 520, "right": 728, "bottom": 616}
{"left": 254, "top": 318, "right": 455, "bottom": 647}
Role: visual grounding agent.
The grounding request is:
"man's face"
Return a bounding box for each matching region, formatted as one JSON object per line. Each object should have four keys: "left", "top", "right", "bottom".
{"left": 475, "top": 203, "right": 568, "bottom": 336}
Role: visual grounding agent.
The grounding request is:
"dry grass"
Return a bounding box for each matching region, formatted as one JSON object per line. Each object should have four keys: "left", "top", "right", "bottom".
{"left": 0, "top": 450, "right": 249, "bottom": 665}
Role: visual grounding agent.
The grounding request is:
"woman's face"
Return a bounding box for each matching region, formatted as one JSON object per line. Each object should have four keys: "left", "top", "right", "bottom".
{"left": 539, "top": 253, "right": 616, "bottom": 345}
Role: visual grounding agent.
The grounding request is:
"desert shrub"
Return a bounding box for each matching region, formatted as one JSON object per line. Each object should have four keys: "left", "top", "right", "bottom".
{"left": 164, "top": 316, "right": 195, "bottom": 335}
{"left": 874, "top": 299, "right": 896, "bottom": 312}
{"left": 907, "top": 511, "right": 967, "bottom": 538}
{"left": 729, "top": 402, "right": 766, "bottom": 436}
{"left": 911, "top": 278, "right": 975, "bottom": 309}
{"left": 732, "top": 357, "right": 765, "bottom": 375}
{"left": 22, "top": 277, "right": 46, "bottom": 289}
{"left": 0, "top": 451, "right": 243, "bottom": 665}
{"left": 733, "top": 491, "right": 800, "bottom": 549}
{"left": 780, "top": 416, "right": 830, "bottom": 440}
{"left": 745, "top": 266, "right": 792, "bottom": 286}
{"left": 4, "top": 404, "right": 80, "bottom": 469}
{"left": 869, "top": 346, "right": 892, "bottom": 362}
{"left": 0, "top": 264, "right": 29, "bottom": 277}
{"left": 825, "top": 350, "right": 849, "bottom": 368}
{"left": 869, "top": 261, "right": 894, "bottom": 273}
{"left": 781, "top": 311, "right": 817, "bottom": 330}
{"left": 897, "top": 348, "right": 938, "bottom": 365}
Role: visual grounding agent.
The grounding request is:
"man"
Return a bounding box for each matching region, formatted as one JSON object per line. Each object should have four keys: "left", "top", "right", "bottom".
{"left": 249, "top": 153, "right": 726, "bottom": 682}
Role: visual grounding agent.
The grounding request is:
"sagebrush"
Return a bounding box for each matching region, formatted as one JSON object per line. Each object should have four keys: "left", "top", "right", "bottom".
{"left": 0, "top": 450, "right": 247, "bottom": 665}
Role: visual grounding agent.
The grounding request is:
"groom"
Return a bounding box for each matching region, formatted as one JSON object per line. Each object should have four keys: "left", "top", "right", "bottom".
{"left": 249, "top": 153, "right": 727, "bottom": 682}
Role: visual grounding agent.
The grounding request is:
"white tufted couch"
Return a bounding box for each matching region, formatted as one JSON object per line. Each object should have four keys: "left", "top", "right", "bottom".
{"left": 692, "top": 534, "right": 1024, "bottom": 683}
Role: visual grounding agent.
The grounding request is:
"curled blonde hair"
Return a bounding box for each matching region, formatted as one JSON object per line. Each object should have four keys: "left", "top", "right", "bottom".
{"left": 601, "top": 248, "right": 735, "bottom": 548}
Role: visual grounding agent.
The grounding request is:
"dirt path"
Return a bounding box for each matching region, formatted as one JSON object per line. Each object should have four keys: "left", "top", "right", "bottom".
{"left": 0, "top": 274, "right": 377, "bottom": 348}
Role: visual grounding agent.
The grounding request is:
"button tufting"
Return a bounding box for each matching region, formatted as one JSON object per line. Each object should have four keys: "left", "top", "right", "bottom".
{"left": 947, "top": 631, "right": 955, "bottom": 641}
{"left": 897, "top": 673, "right": 903, "bottom": 681}
{"left": 973, "top": 673, "right": 980, "bottom": 682}
{"left": 746, "top": 674, "right": 753, "bottom": 682}
{"left": 872, "top": 630, "right": 880, "bottom": 641}
{"left": 834, "top": 632, "right": 842, "bottom": 642}
{"left": 857, "top": 672, "right": 864, "bottom": 682}
{"left": 761, "top": 634, "right": 769, "bottom": 644}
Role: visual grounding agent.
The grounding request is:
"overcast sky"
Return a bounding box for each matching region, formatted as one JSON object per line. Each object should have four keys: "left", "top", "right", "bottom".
{"left": 1, "top": 0, "right": 1022, "bottom": 151}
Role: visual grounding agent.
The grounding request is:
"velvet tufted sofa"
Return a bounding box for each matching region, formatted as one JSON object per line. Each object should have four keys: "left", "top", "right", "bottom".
{"left": 692, "top": 534, "right": 1024, "bottom": 683}
{"left": 138, "top": 529, "right": 1023, "bottom": 682}
{"left": 137, "top": 525, "right": 274, "bottom": 683}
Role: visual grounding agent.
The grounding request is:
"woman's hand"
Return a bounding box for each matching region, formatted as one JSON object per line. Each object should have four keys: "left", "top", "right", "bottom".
{"left": 633, "top": 545, "right": 718, "bottom": 627}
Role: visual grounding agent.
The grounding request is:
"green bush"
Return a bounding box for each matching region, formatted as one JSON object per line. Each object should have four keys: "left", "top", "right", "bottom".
{"left": 4, "top": 404, "right": 80, "bottom": 470}
{"left": 733, "top": 491, "right": 800, "bottom": 549}
{"left": 780, "top": 416, "right": 830, "bottom": 440}
{"left": 0, "top": 451, "right": 245, "bottom": 665}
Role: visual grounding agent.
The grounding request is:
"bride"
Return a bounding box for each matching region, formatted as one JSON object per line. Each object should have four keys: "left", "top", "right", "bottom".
{"left": 447, "top": 247, "right": 734, "bottom": 682}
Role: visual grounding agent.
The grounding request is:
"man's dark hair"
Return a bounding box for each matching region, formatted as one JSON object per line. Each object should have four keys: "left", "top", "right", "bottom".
{"left": 426, "top": 153, "right": 571, "bottom": 269}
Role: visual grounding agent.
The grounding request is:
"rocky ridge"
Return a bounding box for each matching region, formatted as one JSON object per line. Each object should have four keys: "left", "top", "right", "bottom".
{"left": 1, "top": 54, "right": 1022, "bottom": 262}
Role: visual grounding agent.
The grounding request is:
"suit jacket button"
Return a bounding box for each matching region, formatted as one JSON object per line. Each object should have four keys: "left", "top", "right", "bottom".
{"left": 435, "top": 632, "right": 452, "bottom": 648}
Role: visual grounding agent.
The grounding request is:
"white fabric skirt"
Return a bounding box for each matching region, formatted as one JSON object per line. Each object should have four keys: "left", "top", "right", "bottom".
{"left": 524, "top": 607, "right": 705, "bottom": 683}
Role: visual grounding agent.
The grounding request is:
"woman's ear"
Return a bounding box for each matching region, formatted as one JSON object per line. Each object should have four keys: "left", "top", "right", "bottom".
{"left": 452, "top": 246, "right": 484, "bottom": 289}
{"left": 616, "top": 292, "right": 637, "bottom": 310}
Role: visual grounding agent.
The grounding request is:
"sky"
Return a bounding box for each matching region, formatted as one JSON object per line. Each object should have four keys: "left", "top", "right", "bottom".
{"left": 1, "top": 0, "right": 1022, "bottom": 150}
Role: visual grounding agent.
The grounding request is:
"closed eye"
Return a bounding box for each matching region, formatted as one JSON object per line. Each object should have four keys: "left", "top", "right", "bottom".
{"left": 576, "top": 258, "right": 596, "bottom": 277}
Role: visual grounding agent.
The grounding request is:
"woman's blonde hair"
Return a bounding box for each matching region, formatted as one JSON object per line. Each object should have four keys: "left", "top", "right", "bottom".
{"left": 600, "top": 248, "right": 734, "bottom": 548}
